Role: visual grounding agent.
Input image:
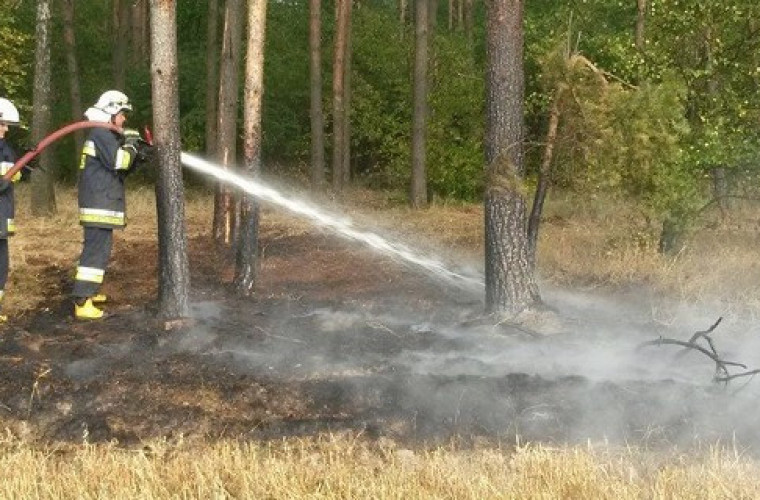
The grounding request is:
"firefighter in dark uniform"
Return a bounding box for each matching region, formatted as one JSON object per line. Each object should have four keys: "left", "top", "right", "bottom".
{"left": 74, "top": 90, "right": 143, "bottom": 320}
{"left": 0, "top": 98, "right": 22, "bottom": 323}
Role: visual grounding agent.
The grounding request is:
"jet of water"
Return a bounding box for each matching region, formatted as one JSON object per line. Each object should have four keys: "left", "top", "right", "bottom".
{"left": 180, "top": 152, "right": 484, "bottom": 291}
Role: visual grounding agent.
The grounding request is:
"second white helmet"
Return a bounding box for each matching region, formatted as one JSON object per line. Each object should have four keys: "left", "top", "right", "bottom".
{"left": 93, "top": 90, "right": 133, "bottom": 115}
{"left": 0, "top": 98, "right": 20, "bottom": 125}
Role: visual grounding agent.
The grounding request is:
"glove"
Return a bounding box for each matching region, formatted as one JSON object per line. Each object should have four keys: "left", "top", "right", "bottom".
{"left": 0, "top": 178, "right": 11, "bottom": 194}
{"left": 123, "top": 128, "right": 142, "bottom": 148}
{"left": 135, "top": 140, "right": 156, "bottom": 165}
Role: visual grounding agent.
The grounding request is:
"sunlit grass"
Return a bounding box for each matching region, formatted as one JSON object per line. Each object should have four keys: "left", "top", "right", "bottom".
{"left": 0, "top": 436, "right": 758, "bottom": 499}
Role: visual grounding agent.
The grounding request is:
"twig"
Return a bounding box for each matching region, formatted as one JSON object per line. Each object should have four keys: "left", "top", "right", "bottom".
{"left": 715, "top": 369, "right": 760, "bottom": 383}
{"left": 638, "top": 338, "right": 746, "bottom": 377}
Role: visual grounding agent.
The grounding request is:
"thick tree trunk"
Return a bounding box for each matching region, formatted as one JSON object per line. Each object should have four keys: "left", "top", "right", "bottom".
{"left": 205, "top": 0, "right": 220, "bottom": 157}
{"left": 235, "top": 0, "right": 267, "bottom": 296}
{"left": 149, "top": 0, "right": 190, "bottom": 320}
{"left": 332, "top": 0, "right": 350, "bottom": 192}
{"left": 31, "top": 0, "right": 56, "bottom": 217}
{"left": 112, "top": 0, "right": 129, "bottom": 90}
{"left": 484, "top": 0, "right": 539, "bottom": 315}
{"left": 309, "top": 0, "right": 326, "bottom": 189}
{"left": 60, "top": 0, "right": 84, "bottom": 153}
{"left": 213, "top": 0, "right": 244, "bottom": 245}
{"left": 527, "top": 87, "right": 562, "bottom": 267}
{"left": 464, "top": 0, "right": 473, "bottom": 43}
{"left": 411, "top": 0, "right": 429, "bottom": 208}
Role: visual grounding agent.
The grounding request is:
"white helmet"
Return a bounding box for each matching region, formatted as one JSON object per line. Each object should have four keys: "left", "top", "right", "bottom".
{"left": 93, "top": 90, "right": 133, "bottom": 115}
{"left": 0, "top": 98, "right": 20, "bottom": 125}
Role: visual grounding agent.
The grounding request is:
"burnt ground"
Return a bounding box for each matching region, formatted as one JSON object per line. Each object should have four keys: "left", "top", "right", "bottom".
{"left": 2, "top": 229, "right": 760, "bottom": 449}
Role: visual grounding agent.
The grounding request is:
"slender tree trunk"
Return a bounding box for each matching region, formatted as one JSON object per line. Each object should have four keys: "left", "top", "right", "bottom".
{"left": 213, "top": 0, "right": 244, "bottom": 245}
{"left": 342, "top": 0, "right": 352, "bottom": 185}
{"left": 457, "top": 0, "right": 463, "bottom": 31}
{"left": 205, "top": 0, "right": 220, "bottom": 157}
{"left": 400, "top": 0, "right": 407, "bottom": 24}
{"left": 309, "top": 0, "right": 326, "bottom": 189}
{"left": 31, "top": 0, "right": 56, "bottom": 217}
{"left": 411, "top": 0, "right": 429, "bottom": 208}
{"left": 149, "top": 0, "right": 190, "bottom": 320}
{"left": 130, "top": 0, "right": 148, "bottom": 64}
{"left": 235, "top": 0, "right": 267, "bottom": 296}
{"left": 635, "top": 0, "right": 646, "bottom": 51}
{"left": 464, "top": 0, "right": 473, "bottom": 43}
{"left": 112, "top": 0, "right": 129, "bottom": 90}
{"left": 448, "top": 0, "right": 453, "bottom": 30}
{"left": 527, "top": 87, "right": 562, "bottom": 267}
{"left": 60, "top": 0, "right": 84, "bottom": 153}
{"left": 332, "top": 0, "right": 350, "bottom": 192}
{"left": 484, "top": 0, "right": 539, "bottom": 315}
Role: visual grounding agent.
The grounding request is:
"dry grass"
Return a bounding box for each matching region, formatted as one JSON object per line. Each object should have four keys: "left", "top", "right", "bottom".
{"left": 6, "top": 184, "right": 760, "bottom": 496}
{"left": 0, "top": 435, "right": 758, "bottom": 499}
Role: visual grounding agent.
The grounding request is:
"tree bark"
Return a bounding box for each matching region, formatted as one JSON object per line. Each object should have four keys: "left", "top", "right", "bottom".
{"left": 213, "top": 0, "right": 244, "bottom": 245}
{"left": 30, "top": 0, "right": 56, "bottom": 217}
{"left": 527, "top": 86, "right": 562, "bottom": 267}
{"left": 60, "top": 0, "right": 84, "bottom": 154}
{"left": 635, "top": 0, "right": 646, "bottom": 51}
{"left": 235, "top": 0, "right": 267, "bottom": 296}
{"left": 411, "top": 0, "right": 429, "bottom": 208}
{"left": 332, "top": 0, "right": 350, "bottom": 192}
{"left": 149, "top": 0, "right": 190, "bottom": 319}
{"left": 205, "top": 0, "right": 220, "bottom": 157}
{"left": 342, "top": 1, "right": 353, "bottom": 185}
{"left": 112, "top": 0, "right": 129, "bottom": 90}
{"left": 484, "top": 0, "right": 539, "bottom": 315}
{"left": 309, "top": 0, "right": 326, "bottom": 189}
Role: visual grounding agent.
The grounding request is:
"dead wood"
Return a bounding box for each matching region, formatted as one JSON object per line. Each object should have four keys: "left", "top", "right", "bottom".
{"left": 639, "top": 317, "right": 759, "bottom": 383}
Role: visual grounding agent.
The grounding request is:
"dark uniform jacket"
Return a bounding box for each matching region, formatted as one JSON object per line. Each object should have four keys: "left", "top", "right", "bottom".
{"left": 0, "top": 139, "right": 19, "bottom": 238}
{"left": 78, "top": 127, "right": 137, "bottom": 229}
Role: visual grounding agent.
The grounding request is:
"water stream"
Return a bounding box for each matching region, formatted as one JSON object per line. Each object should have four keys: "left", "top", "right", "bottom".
{"left": 180, "top": 152, "right": 484, "bottom": 292}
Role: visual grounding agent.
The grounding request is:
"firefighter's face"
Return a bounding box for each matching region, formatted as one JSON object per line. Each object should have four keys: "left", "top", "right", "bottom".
{"left": 0, "top": 122, "right": 7, "bottom": 138}
{"left": 113, "top": 111, "right": 127, "bottom": 129}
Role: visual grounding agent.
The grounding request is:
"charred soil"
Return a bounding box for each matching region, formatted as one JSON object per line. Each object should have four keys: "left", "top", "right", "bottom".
{"left": 0, "top": 225, "right": 757, "bottom": 449}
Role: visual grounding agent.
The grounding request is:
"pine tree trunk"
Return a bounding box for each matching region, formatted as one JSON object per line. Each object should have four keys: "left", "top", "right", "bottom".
{"left": 332, "top": 0, "right": 350, "bottom": 192}
{"left": 411, "top": 0, "right": 429, "bottom": 208}
{"left": 527, "top": 87, "right": 561, "bottom": 267}
{"left": 31, "top": 0, "right": 56, "bottom": 217}
{"left": 484, "top": 0, "right": 539, "bottom": 315}
{"left": 235, "top": 0, "right": 267, "bottom": 296}
{"left": 112, "top": 0, "right": 129, "bottom": 90}
{"left": 342, "top": 1, "right": 352, "bottom": 185}
{"left": 205, "top": 0, "right": 220, "bottom": 157}
{"left": 635, "top": 0, "right": 646, "bottom": 51}
{"left": 213, "top": 0, "right": 244, "bottom": 246}
{"left": 60, "top": 0, "right": 84, "bottom": 153}
{"left": 150, "top": 0, "right": 190, "bottom": 320}
{"left": 309, "top": 0, "right": 326, "bottom": 189}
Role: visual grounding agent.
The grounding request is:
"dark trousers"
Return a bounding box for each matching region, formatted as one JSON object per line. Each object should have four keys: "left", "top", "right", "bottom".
{"left": 0, "top": 238, "right": 7, "bottom": 307}
{"left": 73, "top": 226, "right": 114, "bottom": 299}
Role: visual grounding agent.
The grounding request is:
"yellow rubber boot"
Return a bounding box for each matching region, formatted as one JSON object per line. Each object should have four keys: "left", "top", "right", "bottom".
{"left": 75, "top": 298, "right": 104, "bottom": 320}
{"left": 92, "top": 294, "right": 108, "bottom": 304}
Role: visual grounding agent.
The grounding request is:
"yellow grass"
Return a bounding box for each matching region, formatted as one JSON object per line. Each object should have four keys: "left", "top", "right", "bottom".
{"left": 0, "top": 435, "right": 758, "bottom": 499}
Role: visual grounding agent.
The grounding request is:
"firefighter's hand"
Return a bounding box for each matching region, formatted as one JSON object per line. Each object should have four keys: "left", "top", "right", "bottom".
{"left": 123, "top": 128, "right": 141, "bottom": 148}
{"left": 135, "top": 140, "right": 156, "bottom": 165}
{"left": 0, "top": 178, "right": 11, "bottom": 194}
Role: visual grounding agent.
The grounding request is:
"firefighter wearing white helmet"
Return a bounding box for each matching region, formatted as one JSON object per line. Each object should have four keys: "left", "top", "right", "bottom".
{"left": 0, "top": 98, "right": 23, "bottom": 322}
{"left": 74, "top": 90, "right": 142, "bottom": 320}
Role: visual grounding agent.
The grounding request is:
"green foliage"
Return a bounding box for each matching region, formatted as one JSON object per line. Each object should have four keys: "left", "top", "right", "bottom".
{"left": 0, "top": 4, "right": 31, "bottom": 108}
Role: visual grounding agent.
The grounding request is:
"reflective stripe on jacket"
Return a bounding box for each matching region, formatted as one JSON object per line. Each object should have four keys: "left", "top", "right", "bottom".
{"left": 0, "top": 139, "right": 19, "bottom": 238}
{"left": 78, "top": 127, "right": 136, "bottom": 229}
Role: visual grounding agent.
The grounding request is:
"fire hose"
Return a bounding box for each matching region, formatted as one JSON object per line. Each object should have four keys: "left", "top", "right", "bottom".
{"left": 2, "top": 121, "right": 154, "bottom": 181}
